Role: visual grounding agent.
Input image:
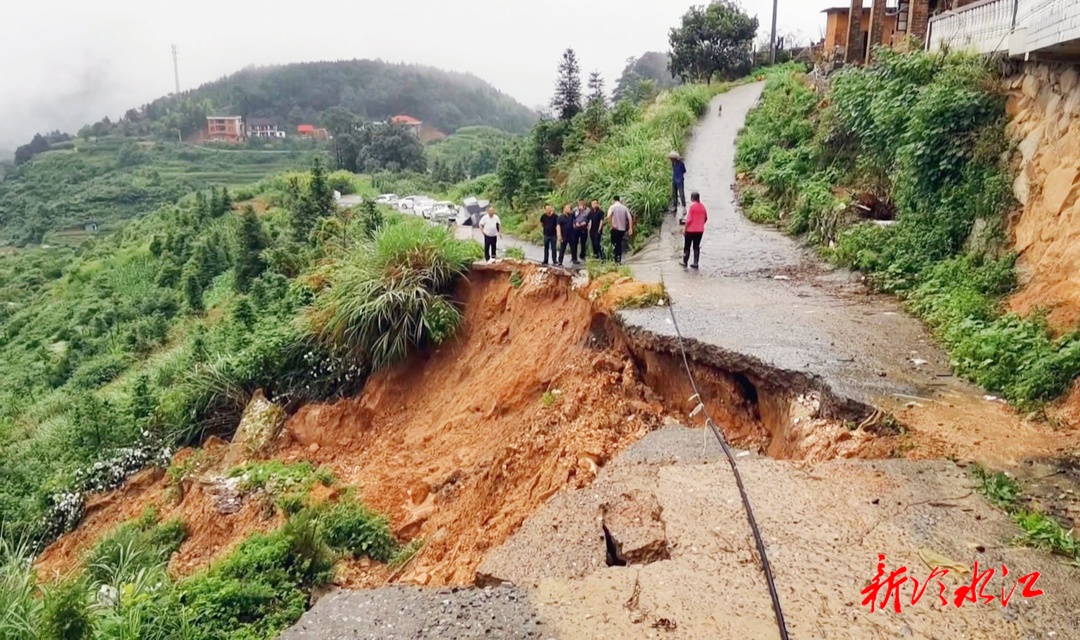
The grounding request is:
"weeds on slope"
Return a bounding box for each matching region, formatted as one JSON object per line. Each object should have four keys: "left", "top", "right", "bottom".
{"left": 971, "top": 464, "right": 1080, "bottom": 564}
{"left": 735, "top": 50, "right": 1080, "bottom": 407}
{"left": 2, "top": 483, "right": 408, "bottom": 639}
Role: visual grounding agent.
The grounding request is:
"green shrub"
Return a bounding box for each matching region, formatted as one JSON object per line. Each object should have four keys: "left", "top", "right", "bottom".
{"left": 318, "top": 499, "right": 398, "bottom": 563}
{"left": 41, "top": 577, "right": 93, "bottom": 640}
{"left": 735, "top": 51, "right": 1080, "bottom": 406}
{"left": 85, "top": 514, "right": 187, "bottom": 586}
{"left": 304, "top": 218, "right": 477, "bottom": 370}
{"left": 180, "top": 511, "right": 334, "bottom": 640}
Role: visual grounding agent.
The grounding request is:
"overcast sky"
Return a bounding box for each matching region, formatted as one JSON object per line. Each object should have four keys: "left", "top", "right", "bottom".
{"left": 0, "top": 0, "right": 847, "bottom": 152}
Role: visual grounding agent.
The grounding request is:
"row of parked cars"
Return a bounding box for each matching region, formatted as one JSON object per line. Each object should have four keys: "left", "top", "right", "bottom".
{"left": 373, "top": 194, "right": 489, "bottom": 227}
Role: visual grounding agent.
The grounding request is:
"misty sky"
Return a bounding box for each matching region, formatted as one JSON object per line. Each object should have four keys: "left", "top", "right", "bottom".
{"left": 0, "top": 0, "right": 848, "bottom": 151}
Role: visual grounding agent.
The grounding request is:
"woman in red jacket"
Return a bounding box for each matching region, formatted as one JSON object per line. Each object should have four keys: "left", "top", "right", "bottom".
{"left": 681, "top": 191, "right": 707, "bottom": 269}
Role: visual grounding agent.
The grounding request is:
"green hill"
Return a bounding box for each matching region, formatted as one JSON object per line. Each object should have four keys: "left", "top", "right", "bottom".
{"left": 77, "top": 59, "right": 537, "bottom": 145}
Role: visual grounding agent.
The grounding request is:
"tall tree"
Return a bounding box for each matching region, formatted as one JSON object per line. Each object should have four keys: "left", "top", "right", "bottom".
{"left": 613, "top": 52, "right": 680, "bottom": 103}
{"left": 583, "top": 72, "right": 610, "bottom": 141}
{"left": 551, "top": 48, "right": 583, "bottom": 121}
{"left": 234, "top": 205, "right": 268, "bottom": 292}
{"left": 668, "top": 2, "right": 758, "bottom": 84}
{"left": 587, "top": 71, "right": 606, "bottom": 107}
{"left": 292, "top": 159, "right": 336, "bottom": 243}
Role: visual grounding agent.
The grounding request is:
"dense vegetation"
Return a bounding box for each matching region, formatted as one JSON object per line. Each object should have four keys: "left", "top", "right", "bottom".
{"left": 0, "top": 159, "right": 479, "bottom": 553}
{"left": 736, "top": 50, "right": 1080, "bottom": 406}
{"left": 0, "top": 136, "right": 327, "bottom": 244}
{"left": 494, "top": 79, "right": 724, "bottom": 249}
{"left": 69, "top": 60, "right": 536, "bottom": 146}
{"left": 1, "top": 479, "right": 410, "bottom": 639}
{"left": 612, "top": 52, "right": 682, "bottom": 104}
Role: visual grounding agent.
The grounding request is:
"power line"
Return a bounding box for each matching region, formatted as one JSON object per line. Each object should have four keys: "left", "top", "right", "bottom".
{"left": 660, "top": 271, "right": 791, "bottom": 640}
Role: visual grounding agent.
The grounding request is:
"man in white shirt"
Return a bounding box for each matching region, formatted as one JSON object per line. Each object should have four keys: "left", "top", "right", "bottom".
{"left": 479, "top": 206, "right": 503, "bottom": 262}
{"left": 606, "top": 197, "right": 634, "bottom": 264}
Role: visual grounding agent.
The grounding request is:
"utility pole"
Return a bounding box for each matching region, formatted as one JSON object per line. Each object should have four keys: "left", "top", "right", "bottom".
{"left": 769, "top": 0, "right": 779, "bottom": 64}
{"left": 171, "top": 44, "right": 180, "bottom": 95}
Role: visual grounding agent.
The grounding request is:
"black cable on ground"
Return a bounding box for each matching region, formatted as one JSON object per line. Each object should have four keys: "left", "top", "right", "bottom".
{"left": 660, "top": 272, "right": 790, "bottom": 640}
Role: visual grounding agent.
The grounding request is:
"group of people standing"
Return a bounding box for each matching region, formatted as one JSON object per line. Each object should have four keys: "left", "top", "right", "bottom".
{"left": 538, "top": 197, "right": 634, "bottom": 266}
{"left": 477, "top": 149, "right": 707, "bottom": 269}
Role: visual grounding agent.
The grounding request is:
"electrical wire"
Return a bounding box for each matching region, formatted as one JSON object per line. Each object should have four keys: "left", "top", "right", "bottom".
{"left": 659, "top": 270, "right": 790, "bottom": 640}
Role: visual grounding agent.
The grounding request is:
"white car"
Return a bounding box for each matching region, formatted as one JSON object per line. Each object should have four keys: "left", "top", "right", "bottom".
{"left": 414, "top": 198, "right": 437, "bottom": 218}
{"left": 399, "top": 195, "right": 429, "bottom": 212}
{"left": 375, "top": 193, "right": 399, "bottom": 205}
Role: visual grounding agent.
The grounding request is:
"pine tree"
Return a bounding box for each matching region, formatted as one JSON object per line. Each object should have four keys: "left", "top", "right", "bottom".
{"left": 220, "top": 187, "right": 233, "bottom": 215}
{"left": 587, "top": 71, "right": 606, "bottom": 106}
{"left": 234, "top": 205, "right": 267, "bottom": 292}
{"left": 232, "top": 296, "right": 256, "bottom": 330}
{"left": 359, "top": 198, "right": 384, "bottom": 239}
{"left": 130, "top": 374, "right": 155, "bottom": 429}
{"left": 209, "top": 187, "right": 224, "bottom": 218}
{"left": 292, "top": 159, "right": 335, "bottom": 243}
{"left": 583, "top": 71, "right": 610, "bottom": 141}
{"left": 552, "top": 48, "right": 583, "bottom": 121}
{"left": 194, "top": 191, "right": 210, "bottom": 222}
{"left": 181, "top": 268, "right": 204, "bottom": 313}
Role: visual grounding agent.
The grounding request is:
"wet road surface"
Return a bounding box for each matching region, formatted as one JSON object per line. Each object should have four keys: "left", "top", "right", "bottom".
{"left": 625, "top": 82, "right": 973, "bottom": 409}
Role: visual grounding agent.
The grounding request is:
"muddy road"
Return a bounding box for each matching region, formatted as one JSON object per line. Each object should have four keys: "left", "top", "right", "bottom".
{"left": 626, "top": 83, "right": 1078, "bottom": 465}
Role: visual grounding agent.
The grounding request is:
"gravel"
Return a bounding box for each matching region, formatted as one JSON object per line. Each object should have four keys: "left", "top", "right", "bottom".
{"left": 278, "top": 585, "right": 555, "bottom": 640}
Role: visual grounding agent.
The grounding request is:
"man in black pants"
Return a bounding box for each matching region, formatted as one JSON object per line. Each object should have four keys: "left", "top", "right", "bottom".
{"left": 539, "top": 204, "right": 559, "bottom": 265}
{"left": 606, "top": 196, "right": 633, "bottom": 264}
{"left": 588, "top": 199, "right": 605, "bottom": 261}
{"left": 573, "top": 199, "right": 590, "bottom": 260}
{"left": 556, "top": 204, "right": 578, "bottom": 266}
{"left": 479, "top": 206, "right": 502, "bottom": 262}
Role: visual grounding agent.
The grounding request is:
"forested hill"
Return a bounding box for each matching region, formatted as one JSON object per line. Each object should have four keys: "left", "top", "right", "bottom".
{"left": 87, "top": 60, "right": 538, "bottom": 143}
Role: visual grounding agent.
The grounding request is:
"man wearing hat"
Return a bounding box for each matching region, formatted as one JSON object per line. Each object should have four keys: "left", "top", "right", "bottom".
{"left": 668, "top": 151, "right": 687, "bottom": 216}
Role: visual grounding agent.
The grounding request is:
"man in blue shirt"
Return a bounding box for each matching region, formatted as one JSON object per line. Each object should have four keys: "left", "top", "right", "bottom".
{"left": 668, "top": 151, "right": 686, "bottom": 214}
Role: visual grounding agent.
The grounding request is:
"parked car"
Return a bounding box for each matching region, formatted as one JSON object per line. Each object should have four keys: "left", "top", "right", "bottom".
{"left": 413, "top": 198, "right": 437, "bottom": 218}
{"left": 429, "top": 201, "right": 458, "bottom": 224}
{"left": 375, "top": 194, "right": 399, "bottom": 205}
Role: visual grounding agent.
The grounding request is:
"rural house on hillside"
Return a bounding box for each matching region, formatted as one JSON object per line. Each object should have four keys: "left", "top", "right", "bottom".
{"left": 297, "top": 124, "right": 329, "bottom": 139}
{"left": 390, "top": 114, "right": 423, "bottom": 136}
{"left": 247, "top": 117, "right": 284, "bottom": 138}
{"left": 206, "top": 115, "right": 244, "bottom": 142}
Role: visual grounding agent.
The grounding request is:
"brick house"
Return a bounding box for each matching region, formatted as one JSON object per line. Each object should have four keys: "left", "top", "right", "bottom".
{"left": 822, "top": 1, "right": 944, "bottom": 64}
{"left": 206, "top": 115, "right": 244, "bottom": 142}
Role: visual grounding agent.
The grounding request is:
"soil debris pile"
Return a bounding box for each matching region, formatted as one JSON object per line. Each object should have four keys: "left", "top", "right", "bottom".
{"left": 36, "top": 263, "right": 890, "bottom": 589}
{"left": 277, "top": 265, "right": 672, "bottom": 585}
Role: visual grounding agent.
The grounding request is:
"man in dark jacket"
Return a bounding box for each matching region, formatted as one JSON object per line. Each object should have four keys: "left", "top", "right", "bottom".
{"left": 668, "top": 151, "right": 686, "bottom": 214}
{"left": 556, "top": 204, "right": 578, "bottom": 266}
{"left": 573, "top": 199, "right": 590, "bottom": 260}
{"left": 588, "top": 199, "right": 605, "bottom": 261}
{"left": 540, "top": 204, "right": 559, "bottom": 265}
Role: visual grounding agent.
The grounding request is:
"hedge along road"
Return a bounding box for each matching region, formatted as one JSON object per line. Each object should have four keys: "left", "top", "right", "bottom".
{"left": 624, "top": 81, "right": 1077, "bottom": 464}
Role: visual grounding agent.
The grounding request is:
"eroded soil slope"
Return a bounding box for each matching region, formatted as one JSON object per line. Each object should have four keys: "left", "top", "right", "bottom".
{"left": 36, "top": 264, "right": 887, "bottom": 586}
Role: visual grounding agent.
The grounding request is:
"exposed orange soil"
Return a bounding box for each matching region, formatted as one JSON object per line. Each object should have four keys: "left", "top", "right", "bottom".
{"left": 884, "top": 390, "right": 1080, "bottom": 466}
{"left": 277, "top": 266, "right": 675, "bottom": 585}
{"left": 33, "top": 267, "right": 695, "bottom": 586}
{"left": 36, "top": 439, "right": 284, "bottom": 582}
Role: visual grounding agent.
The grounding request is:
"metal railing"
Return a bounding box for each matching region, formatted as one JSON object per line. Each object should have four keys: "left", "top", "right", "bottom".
{"left": 928, "top": 0, "right": 1080, "bottom": 56}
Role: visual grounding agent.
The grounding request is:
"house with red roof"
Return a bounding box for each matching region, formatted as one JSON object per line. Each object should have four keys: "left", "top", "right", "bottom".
{"left": 297, "top": 124, "right": 328, "bottom": 139}
{"left": 390, "top": 114, "right": 423, "bottom": 136}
